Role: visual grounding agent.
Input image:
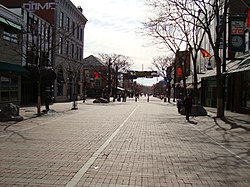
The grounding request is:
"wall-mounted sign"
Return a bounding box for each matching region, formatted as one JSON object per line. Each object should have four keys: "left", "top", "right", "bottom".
{"left": 23, "top": 1, "right": 55, "bottom": 12}
{"left": 229, "top": 16, "right": 246, "bottom": 52}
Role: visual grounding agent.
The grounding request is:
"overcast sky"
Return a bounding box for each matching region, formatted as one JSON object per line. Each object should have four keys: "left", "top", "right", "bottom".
{"left": 71, "top": 0, "right": 165, "bottom": 85}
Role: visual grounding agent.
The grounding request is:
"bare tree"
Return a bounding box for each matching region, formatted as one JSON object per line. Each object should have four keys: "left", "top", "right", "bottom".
{"left": 98, "top": 53, "right": 133, "bottom": 71}
{"left": 97, "top": 53, "right": 133, "bottom": 101}
{"left": 152, "top": 56, "right": 173, "bottom": 77}
{"left": 142, "top": 0, "right": 190, "bottom": 100}
{"left": 151, "top": 55, "right": 174, "bottom": 102}
{"left": 169, "top": 0, "right": 228, "bottom": 117}
{"left": 144, "top": 0, "right": 228, "bottom": 117}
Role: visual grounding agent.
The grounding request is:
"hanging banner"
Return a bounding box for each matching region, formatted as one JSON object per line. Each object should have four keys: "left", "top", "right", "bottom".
{"left": 248, "top": 10, "right": 250, "bottom": 27}
{"left": 229, "top": 16, "right": 246, "bottom": 52}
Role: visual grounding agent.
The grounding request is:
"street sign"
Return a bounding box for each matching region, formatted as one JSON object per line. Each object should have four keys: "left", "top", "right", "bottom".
{"left": 128, "top": 71, "right": 158, "bottom": 79}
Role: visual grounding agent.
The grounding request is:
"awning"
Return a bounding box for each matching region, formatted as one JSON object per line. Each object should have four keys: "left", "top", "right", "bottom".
{"left": 226, "top": 55, "right": 250, "bottom": 74}
{"left": 0, "top": 16, "right": 22, "bottom": 31}
{"left": 0, "top": 61, "right": 29, "bottom": 75}
{"left": 201, "top": 69, "right": 217, "bottom": 78}
{"left": 186, "top": 83, "right": 201, "bottom": 89}
{"left": 117, "top": 86, "right": 125, "bottom": 91}
{"left": 186, "top": 73, "right": 206, "bottom": 84}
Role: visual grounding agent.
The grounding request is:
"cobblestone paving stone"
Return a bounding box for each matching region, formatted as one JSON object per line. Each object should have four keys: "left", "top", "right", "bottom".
{"left": 0, "top": 97, "right": 249, "bottom": 187}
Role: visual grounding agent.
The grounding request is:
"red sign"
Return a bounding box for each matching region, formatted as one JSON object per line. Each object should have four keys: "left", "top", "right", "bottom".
{"left": 231, "top": 20, "right": 244, "bottom": 35}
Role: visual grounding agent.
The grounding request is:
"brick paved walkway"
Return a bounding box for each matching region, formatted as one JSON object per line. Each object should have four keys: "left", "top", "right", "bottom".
{"left": 0, "top": 97, "right": 249, "bottom": 186}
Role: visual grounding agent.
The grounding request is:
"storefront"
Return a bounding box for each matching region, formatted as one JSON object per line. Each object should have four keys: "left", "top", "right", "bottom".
{"left": 226, "top": 56, "right": 250, "bottom": 114}
{"left": 0, "top": 61, "right": 29, "bottom": 106}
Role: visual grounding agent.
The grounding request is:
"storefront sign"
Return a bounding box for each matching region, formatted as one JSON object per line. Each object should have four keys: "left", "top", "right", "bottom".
{"left": 23, "top": 1, "right": 55, "bottom": 12}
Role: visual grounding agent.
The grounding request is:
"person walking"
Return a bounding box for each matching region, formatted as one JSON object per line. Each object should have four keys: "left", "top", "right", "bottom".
{"left": 184, "top": 94, "right": 192, "bottom": 121}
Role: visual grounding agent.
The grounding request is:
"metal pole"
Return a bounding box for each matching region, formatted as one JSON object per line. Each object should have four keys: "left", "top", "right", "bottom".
{"left": 72, "top": 74, "right": 78, "bottom": 110}
{"left": 222, "top": 0, "right": 228, "bottom": 116}
{"left": 107, "top": 58, "right": 112, "bottom": 102}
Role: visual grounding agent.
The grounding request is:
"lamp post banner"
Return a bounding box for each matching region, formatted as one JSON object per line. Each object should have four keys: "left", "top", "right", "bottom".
{"left": 229, "top": 16, "right": 246, "bottom": 52}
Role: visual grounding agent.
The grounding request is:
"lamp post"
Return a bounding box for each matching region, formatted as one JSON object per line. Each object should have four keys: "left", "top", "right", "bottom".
{"left": 72, "top": 72, "right": 78, "bottom": 110}
{"left": 162, "top": 66, "right": 172, "bottom": 103}
{"left": 107, "top": 58, "right": 112, "bottom": 102}
{"left": 113, "top": 65, "right": 118, "bottom": 102}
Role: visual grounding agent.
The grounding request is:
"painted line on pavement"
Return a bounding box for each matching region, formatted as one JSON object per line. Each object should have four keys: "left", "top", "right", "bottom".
{"left": 191, "top": 124, "right": 250, "bottom": 165}
{"left": 65, "top": 106, "right": 138, "bottom": 187}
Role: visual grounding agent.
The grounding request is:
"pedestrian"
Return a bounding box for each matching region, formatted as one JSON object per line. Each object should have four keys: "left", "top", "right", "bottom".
{"left": 184, "top": 94, "right": 192, "bottom": 121}
{"left": 135, "top": 92, "right": 139, "bottom": 102}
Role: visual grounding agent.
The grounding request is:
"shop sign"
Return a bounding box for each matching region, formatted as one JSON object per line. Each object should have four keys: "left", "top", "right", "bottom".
{"left": 23, "top": 1, "right": 55, "bottom": 12}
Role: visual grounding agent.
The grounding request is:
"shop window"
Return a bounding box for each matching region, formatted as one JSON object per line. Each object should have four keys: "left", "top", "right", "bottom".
{"left": 95, "top": 79, "right": 101, "bottom": 87}
{"left": 242, "top": 72, "right": 250, "bottom": 108}
{"left": 57, "top": 84, "right": 63, "bottom": 96}
{"left": 0, "top": 75, "right": 18, "bottom": 102}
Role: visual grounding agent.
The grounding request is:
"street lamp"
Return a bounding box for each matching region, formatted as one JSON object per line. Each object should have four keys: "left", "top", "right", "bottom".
{"left": 107, "top": 58, "right": 112, "bottom": 102}
{"left": 71, "top": 72, "right": 78, "bottom": 110}
{"left": 162, "top": 66, "right": 172, "bottom": 103}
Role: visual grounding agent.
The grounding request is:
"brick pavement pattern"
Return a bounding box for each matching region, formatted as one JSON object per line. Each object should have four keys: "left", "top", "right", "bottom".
{"left": 0, "top": 97, "right": 249, "bottom": 187}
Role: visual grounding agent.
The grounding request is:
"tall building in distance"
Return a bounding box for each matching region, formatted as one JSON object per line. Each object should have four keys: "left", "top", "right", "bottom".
{"left": 1, "top": 0, "right": 88, "bottom": 102}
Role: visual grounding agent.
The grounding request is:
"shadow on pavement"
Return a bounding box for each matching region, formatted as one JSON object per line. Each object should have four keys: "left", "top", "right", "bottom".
{"left": 221, "top": 117, "right": 250, "bottom": 131}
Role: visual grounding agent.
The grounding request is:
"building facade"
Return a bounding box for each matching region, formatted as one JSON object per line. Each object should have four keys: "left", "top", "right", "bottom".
{"left": 0, "top": 5, "right": 28, "bottom": 106}
{"left": 82, "top": 55, "right": 108, "bottom": 98}
{"left": 194, "top": 0, "right": 250, "bottom": 114}
{"left": 1, "top": 0, "right": 88, "bottom": 103}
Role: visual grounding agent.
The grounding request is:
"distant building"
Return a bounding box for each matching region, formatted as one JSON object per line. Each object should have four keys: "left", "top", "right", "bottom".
{"left": 83, "top": 55, "right": 108, "bottom": 98}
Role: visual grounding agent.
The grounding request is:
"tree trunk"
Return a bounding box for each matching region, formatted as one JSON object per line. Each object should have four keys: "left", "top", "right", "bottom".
{"left": 37, "top": 80, "right": 41, "bottom": 116}
{"left": 215, "top": 56, "right": 224, "bottom": 118}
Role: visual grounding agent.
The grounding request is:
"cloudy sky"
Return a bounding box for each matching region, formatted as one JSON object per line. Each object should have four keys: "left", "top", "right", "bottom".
{"left": 71, "top": 0, "right": 166, "bottom": 85}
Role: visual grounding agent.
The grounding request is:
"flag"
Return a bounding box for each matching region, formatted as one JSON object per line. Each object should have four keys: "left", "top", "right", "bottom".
{"left": 93, "top": 71, "right": 99, "bottom": 78}
{"left": 248, "top": 10, "right": 250, "bottom": 27}
{"left": 177, "top": 67, "right": 182, "bottom": 78}
{"left": 199, "top": 48, "right": 211, "bottom": 58}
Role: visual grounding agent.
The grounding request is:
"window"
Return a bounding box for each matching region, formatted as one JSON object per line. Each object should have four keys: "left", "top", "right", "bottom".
{"left": 28, "top": 17, "right": 38, "bottom": 35}
{"left": 80, "top": 28, "right": 83, "bottom": 41}
{"left": 59, "top": 11, "right": 64, "bottom": 28}
{"left": 3, "top": 31, "right": 18, "bottom": 43}
{"left": 95, "top": 79, "right": 101, "bottom": 87}
{"left": 0, "top": 75, "right": 18, "bottom": 102}
{"left": 77, "top": 26, "right": 80, "bottom": 39}
{"left": 76, "top": 46, "right": 79, "bottom": 60}
{"left": 59, "top": 37, "right": 63, "bottom": 54}
{"left": 57, "top": 84, "right": 63, "bottom": 96}
{"left": 79, "top": 48, "right": 82, "bottom": 60}
{"left": 72, "top": 21, "right": 75, "bottom": 36}
{"left": 71, "top": 44, "right": 74, "bottom": 59}
{"left": 67, "top": 17, "right": 70, "bottom": 31}
{"left": 66, "top": 41, "right": 69, "bottom": 57}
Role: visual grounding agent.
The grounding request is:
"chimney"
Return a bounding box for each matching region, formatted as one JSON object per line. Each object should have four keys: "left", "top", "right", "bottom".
{"left": 77, "top": 6, "right": 82, "bottom": 13}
